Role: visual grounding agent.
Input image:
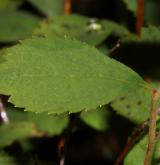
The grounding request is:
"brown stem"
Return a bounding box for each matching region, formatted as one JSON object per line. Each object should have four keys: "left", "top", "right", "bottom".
{"left": 115, "top": 119, "right": 149, "bottom": 165}
{"left": 58, "top": 113, "right": 80, "bottom": 165}
{"left": 64, "top": 0, "right": 72, "bottom": 15}
{"left": 144, "top": 89, "right": 160, "bottom": 165}
{"left": 136, "top": 0, "right": 144, "bottom": 37}
{"left": 57, "top": 136, "right": 65, "bottom": 165}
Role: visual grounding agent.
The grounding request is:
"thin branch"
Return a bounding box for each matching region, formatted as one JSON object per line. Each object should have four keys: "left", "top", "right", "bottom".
{"left": 64, "top": 0, "right": 72, "bottom": 15}
{"left": 108, "top": 40, "right": 121, "bottom": 56}
{"left": 144, "top": 89, "right": 160, "bottom": 165}
{"left": 57, "top": 136, "right": 65, "bottom": 165}
{"left": 136, "top": 0, "right": 144, "bottom": 37}
{"left": 60, "top": 158, "right": 65, "bottom": 165}
{"left": 58, "top": 113, "right": 80, "bottom": 165}
{"left": 0, "top": 98, "right": 9, "bottom": 124}
{"left": 115, "top": 119, "right": 149, "bottom": 165}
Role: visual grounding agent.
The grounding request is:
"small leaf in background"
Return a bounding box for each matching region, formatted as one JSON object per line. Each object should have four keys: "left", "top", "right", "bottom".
{"left": 80, "top": 106, "right": 109, "bottom": 131}
{"left": 34, "top": 14, "right": 128, "bottom": 46}
{"left": 0, "top": 152, "right": 17, "bottom": 165}
{"left": 0, "top": 121, "right": 42, "bottom": 148}
{"left": 124, "top": 135, "right": 160, "bottom": 165}
{"left": 141, "top": 26, "right": 160, "bottom": 42}
{"left": 111, "top": 87, "right": 151, "bottom": 123}
{"left": 0, "top": 0, "right": 23, "bottom": 10}
{"left": 144, "top": 0, "right": 160, "bottom": 25}
{"left": 0, "top": 36, "right": 146, "bottom": 114}
{"left": 122, "top": 0, "right": 137, "bottom": 15}
{"left": 121, "top": 0, "right": 160, "bottom": 25}
{"left": 153, "top": 138, "right": 160, "bottom": 164}
{"left": 96, "top": 44, "right": 109, "bottom": 55}
{"left": 124, "top": 136, "right": 147, "bottom": 165}
{"left": 123, "top": 26, "right": 160, "bottom": 43}
{"left": 27, "top": 113, "right": 68, "bottom": 135}
{"left": 0, "top": 10, "right": 40, "bottom": 43}
{"left": 27, "top": 0, "right": 63, "bottom": 17}
{"left": 7, "top": 106, "right": 69, "bottom": 135}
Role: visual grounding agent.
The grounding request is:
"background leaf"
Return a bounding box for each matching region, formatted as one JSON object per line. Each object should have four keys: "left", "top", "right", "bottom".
{"left": 145, "top": 0, "right": 160, "bottom": 25}
{"left": 7, "top": 106, "right": 69, "bottom": 135}
{"left": 0, "top": 10, "right": 40, "bottom": 42}
{"left": 27, "top": 0, "right": 63, "bottom": 17}
{"left": 34, "top": 14, "right": 128, "bottom": 46}
{"left": 0, "top": 122, "right": 42, "bottom": 148}
{"left": 124, "top": 135, "right": 160, "bottom": 165}
{"left": 123, "top": 26, "right": 160, "bottom": 43}
{"left": 96, "top": 44, "right": 109, "bottom": 55}
{"left": 0, "top": 152, "right": 17, "bottom": 165}
{"left": 122, "top": 0, "right": 160, "bottom": 25}
{"left": 124, "top": 136, "right": 147, "bottom": 165}
{"left": 140, "top": 26, "right": 160, "bottom": 42}
{"left": 122, "top": 0, "right": 137, "bottom": 15}
{"left": 80, "top": 106, "right": 109, "bottom": 131}
{"left": 0, "top": 0, "right": 22, "bottom": 10}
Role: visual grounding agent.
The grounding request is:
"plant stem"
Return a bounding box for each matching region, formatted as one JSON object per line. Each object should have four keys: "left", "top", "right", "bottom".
{"left": 58, "top": 113, "right": 80, "bottom": 165}
{"left": 115, "top": 119, "right": 149, "bottom": 165}
{"left": 108, "top": 40, "right": 121, "bottom": 56}
{"left": 64, "top": 0, "right": 72, "bottom": 15}
{"left": 0, "top": 98, "right": 9, "bottom": 124}
{"left": 58, "top": 136, "right": 65, "bottom": 165}
{"left": 137, "top": 0, "right": 144, "bottom": 37}
{"left": 144, "top": 89, "right": 160, "bottom": 165}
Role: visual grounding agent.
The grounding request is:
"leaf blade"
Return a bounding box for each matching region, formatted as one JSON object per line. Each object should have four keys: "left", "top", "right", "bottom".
{"left": 27, "top": 0, "right": 63, "bottom": 17}
{"left": 34, "top": 14, "right": 128, "bottom": 46}
{"left": 0, "top": 10, "right": 40, "bottom": 42}
{"left": 0, "top": 122, "right": 42, "bottom": 148}
{"left": 0, "top": 36, "right": 146, "bottom": 114}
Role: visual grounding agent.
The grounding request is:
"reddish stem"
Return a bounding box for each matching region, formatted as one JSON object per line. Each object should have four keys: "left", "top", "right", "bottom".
{"left": 114, "top": 120, "right": 149, "bottom": 165}
{"left": 57, "top": 136, "right": 65, "bottom": 165}
{"left": 64, "top": 0, "right": 72, "bottom": 15}
{"left": 136, "top": 0, "right": 144, "bottom": 37}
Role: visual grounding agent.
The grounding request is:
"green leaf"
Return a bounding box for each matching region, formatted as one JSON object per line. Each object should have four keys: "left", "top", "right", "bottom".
{"left": 124, "top": 135, "right": 160, "bottom": 165}
{"left": 0, "top": 0, "right": 22, "bottom": 10}
{"left": 0, "top": 152, "right": 17, "bottom": 165}
{"left": 123, "top": 26, "right": 160, "bottom": 43}
{"left": 7, "top": 107, "right": 68, "bottom": 135}
{"left": 111, "top": 87, "right": 151, "bottom": 123}
{"left": 122, "top": 0, "right": 137, "bottom": 14}
{"left": 80, "top": 106, "right": 109, "bottom": 131}
{"left": 34, "top": 14, "right": 128, "bottom": 46}
{"left": 153, "top": 139, "right": 160, "bottom": 164}
{"left": 122, "top": 0, "right": 160, "bottom": 25}
{"left": 0, "top": 36, "right": 146, "bottom": 114}
{"left": 27, "top": 0, "right": 63, "bottom": 17}
{"left": 0, "top": 122, "right": 42, "bottom": 148}
{"left": 96, "top": 44, "right": 109, "bottom": 55}
{"left": 124, "top": 136, "right": 147, "bottom": 165}
{"left": 144, "top": 0, "right": 160, "bottom": 25}
{"left": 27, "top": 113, "right": 68, "bottom": 135}
{"left": 140, "top": 26, "right": 160, "bottom": 42}
{"left": 0, "top": 10, "right": 40, "bottom": 42}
